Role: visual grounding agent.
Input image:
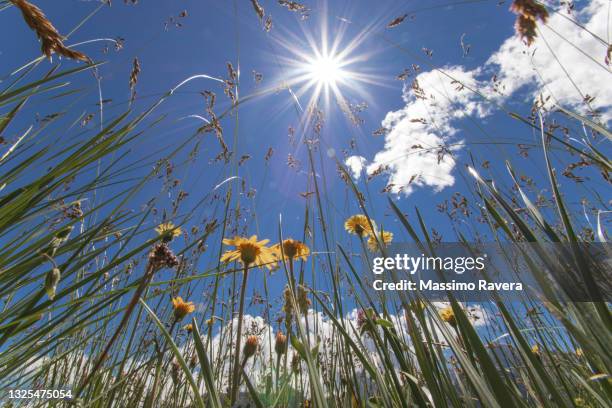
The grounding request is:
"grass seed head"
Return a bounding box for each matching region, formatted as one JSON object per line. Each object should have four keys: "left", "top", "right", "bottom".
{"left": 148, "top": 243, "right": 179, "bottom": 271}
{"left": 44, "top": 267, "right": 61, "bottom": 300}
{"left": 11, "top": 0, "right": 90, "bottom": 62}
{"left": 297, "top": 284, "right": 311, "bottom": 315}
{"left": 510, "top": 0, "right": 549, "bottom": 46}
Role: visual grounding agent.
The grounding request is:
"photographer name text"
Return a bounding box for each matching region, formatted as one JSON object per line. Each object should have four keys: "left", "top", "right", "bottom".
{"left": 371, "top": 254, "right": 523, "bottom": 292}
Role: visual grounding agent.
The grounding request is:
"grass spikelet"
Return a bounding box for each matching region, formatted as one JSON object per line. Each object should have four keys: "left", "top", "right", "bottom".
{"left": 250, "top": 0, "right": 265, "bottom": 21}
{"left": 10, "top": 0, "right": 90, "bottom": 61}
{"left": 510, "top": 0, "right": 549, "bottom": 45}
{"left": 129, "top": 57, "right": 141, "bottom": 105}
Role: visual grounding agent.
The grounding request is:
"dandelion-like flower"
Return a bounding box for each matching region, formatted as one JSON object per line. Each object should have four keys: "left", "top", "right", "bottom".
{"left": 344, "top": 214, "right": 374, "bottom": 237}
{"left": 172, "top": 296, "right": 195, "bottom": 321}
{"left": 439, "top": 306, "right": 456, "bottom": 326}
{"left": 155, "top": 222, "right": 182, "bottom": 242}
{"left": 367, "top": 230, "right": 393, "bottom": 252}
{"left": 221, "top": 235, "right": 277, "bottom": 269}
{"left": 576, "top": 348, "right": 583, "bottom": 358}
{"left": 531, "top": 344, "right": 540, "bottom": 356}
{"left": 183, "top": 323, "right": 193, "bottom": 333}
{"left": 273, "top": 239, "right": 310, "bottom": 261}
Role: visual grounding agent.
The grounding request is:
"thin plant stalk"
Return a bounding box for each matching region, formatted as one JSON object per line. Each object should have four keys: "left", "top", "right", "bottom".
{"left": 230, "top": 264, "right": 249, "bottom": 405}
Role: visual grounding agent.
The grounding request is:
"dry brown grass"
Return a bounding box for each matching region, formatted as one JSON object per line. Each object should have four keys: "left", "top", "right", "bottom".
{"left": 11, "top": 0, "right": 90, "bottom": 62}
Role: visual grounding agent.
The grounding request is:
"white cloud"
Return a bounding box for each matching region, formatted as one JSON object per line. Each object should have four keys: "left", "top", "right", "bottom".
{"left": 344, "top": 155, "right": 367, "bottom": 180}
{"left": 488, "top": 0, "right": 611, "bottom": 117}
{"left": 196, "top": 304, "right": 490, "bottom": 394}
{"left": 369, "top": 0, "right": 611, "bottom": 196}
{"left": 15, "top": 304, "right": 491, "bottom": 404}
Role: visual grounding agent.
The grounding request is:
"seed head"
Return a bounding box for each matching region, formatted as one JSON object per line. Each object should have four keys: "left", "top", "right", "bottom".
{"left": 11, "top": 0, "right": 90, "bottom": 62}
{"left": 44, "top": 267, "right": 61, "bottom": 300}
{"left": 291, "top": 353, "right": 300, "bottom": 373}
{"left": 510, "top": 0, "right": 549, "bottom": 46}
{"left": 297, "top": 284, "right": 311, "bottom": 315}
{"left": 148, "top": 243, "right": 179, "bottom": 271}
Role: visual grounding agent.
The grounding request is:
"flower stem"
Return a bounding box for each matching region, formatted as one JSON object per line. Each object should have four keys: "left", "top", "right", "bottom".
{"left": 230, "top": 265, "right": 249, "bottom": 405}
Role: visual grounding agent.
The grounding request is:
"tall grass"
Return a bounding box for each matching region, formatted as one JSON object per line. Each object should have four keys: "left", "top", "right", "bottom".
{"left": 0, "top": 1, "right": 610, "bottom": 407}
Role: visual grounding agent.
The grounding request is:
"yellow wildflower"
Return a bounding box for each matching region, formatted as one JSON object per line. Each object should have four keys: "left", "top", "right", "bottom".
{"left": 155, "top": 222, "right": 181, "bottom": 242}
{"left": 172, "top": 296, "right": 195, "bottom": 321}
{"left": 221, "top": 235, "right": 277, "bottom": 269}
{"left": 439, "top": 306, "right": 456, "bottom": 326}
{"left": 273, "top": 239, "right": 310, "bottom": 261}
{"left": 367, "top": 230, "right": 393, "bottom": 252}
{"left": 344, "top": 215, "right": 374, "bottom": 237}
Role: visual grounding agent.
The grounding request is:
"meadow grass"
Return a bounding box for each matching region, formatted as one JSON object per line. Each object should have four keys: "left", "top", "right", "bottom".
{"left": 0, "top": 1, "right": 610, "bottom": 407}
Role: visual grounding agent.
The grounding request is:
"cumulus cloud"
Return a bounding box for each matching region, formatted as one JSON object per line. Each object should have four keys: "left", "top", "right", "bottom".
{"left": 488, "top": 0, "right": 611, "bottom": 115}
{"left": 369, "top": 0, "right": 610, "bottom": 195}
{"left": 17, "top": 304, "right": 491, "bottom": 404}
{"left": 344, "top": 155, "right": 367, "bottom": 180}
{"left": 197, "top": 304, "right": 491, "bottom": 394}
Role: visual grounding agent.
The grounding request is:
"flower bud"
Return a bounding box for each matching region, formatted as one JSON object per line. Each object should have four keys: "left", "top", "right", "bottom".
{"left": 189, "top": 354, "right": 197, "bottom": 369}
{"left": 45, "top": 267, "right": 61, "bottom": 300}
{"left": 291, "top": 353, "right": 300, "bottom": 374}
{"left": 297, "top": 285, "right": 311, "bottom": 315}
{"left": 243, "top": 335, "right": 259, "bottom": 360}
{"left": 275, "top": 332, "right": 287, "bottom": 355}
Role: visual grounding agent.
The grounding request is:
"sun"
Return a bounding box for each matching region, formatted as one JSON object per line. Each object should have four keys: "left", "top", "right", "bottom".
{"left": 270, "top": 18, "right": 381, "bottom": 116}
{"left": 305, "top": 53, "right": 344, "bottom": 87}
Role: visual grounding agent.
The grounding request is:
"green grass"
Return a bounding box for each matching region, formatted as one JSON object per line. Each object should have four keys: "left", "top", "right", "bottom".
{"left": 0, "top": 2, "right": 610, "bottom": 407}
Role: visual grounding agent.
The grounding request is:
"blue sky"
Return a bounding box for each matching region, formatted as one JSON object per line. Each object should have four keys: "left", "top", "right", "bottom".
{"left": 2, "top": 0, "right": 610, "bottom": 315}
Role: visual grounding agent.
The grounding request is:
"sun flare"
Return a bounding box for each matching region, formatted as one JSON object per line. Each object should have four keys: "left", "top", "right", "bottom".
{"left": 305, "top": 53, "right": 344, "bottom": 87}
{"left": 275, "top": 21, "right": 382, "bottom": 116}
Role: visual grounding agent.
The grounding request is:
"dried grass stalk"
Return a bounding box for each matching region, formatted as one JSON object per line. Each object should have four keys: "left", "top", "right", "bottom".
{"left": 129, "top": 57, "right": 141, "bottom": 105}
{"left": 510, "top": 0, "right": 549, "bottom": 46}
{"left": 250, "top": 0, "right": 264, "bottom": 21}
{"left": 11, "top": 0, "right": 90, "bottom": 62}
